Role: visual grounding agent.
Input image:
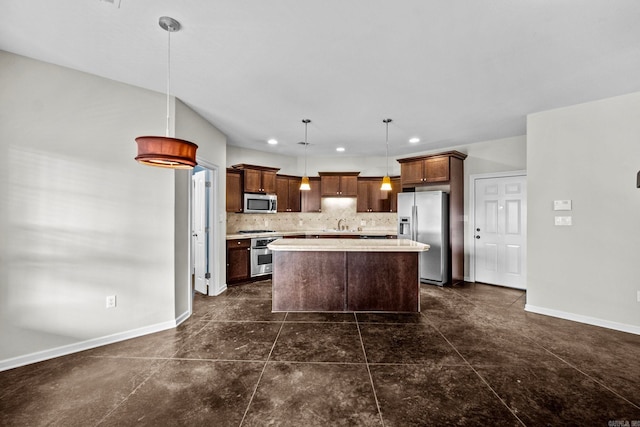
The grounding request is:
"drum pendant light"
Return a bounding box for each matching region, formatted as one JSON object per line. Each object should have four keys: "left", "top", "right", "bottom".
{"left": 381, "top": 118, "right": 392, "bottom": 191}
{"left": 135, "top": 16, "right": 198, "bottom": 169}
{"left": 300, "top": 119, "right": 311, "bottom": 191}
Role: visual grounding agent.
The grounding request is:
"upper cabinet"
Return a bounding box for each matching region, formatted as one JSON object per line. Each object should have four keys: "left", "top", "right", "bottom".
{"left": 319, "top": 172, "right": 359, "bottom": 197}
{"left": 397, "top": 151, "right": 466, "bottom": 187}
{"left": 226, "top": 168, "right": 243, "bottom": 213}
{"left": 301, "top": 177, "right": 322, "bottom": 212}
{"left": 232, "top": 164, "right": 279, "bottom": 193}
{"left": 389, "top": 177, "right": 401, "bottom": 213}
{"left": 357, "top": 177, "right": 401, "bottom": 212}
{"left": 357, "top": 178, "right": 386, "bottom": 212}
{"left": 276, "top": 175, "right": 301, "bottom": 212}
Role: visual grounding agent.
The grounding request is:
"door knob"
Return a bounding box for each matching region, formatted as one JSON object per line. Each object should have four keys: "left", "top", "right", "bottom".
{"left": 476, "top": 228, "right": 480, "bottom": 232}
{"left": 475, "top": 235, "right": 481, "bottom": 239}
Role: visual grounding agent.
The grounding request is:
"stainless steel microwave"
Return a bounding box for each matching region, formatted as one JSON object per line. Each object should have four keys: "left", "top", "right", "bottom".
{"left": 244, "top": 193, "right": 277, "bottom": 214}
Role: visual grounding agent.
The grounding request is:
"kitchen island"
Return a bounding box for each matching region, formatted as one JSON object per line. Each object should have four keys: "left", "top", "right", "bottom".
{"left": 268, "top": 238, "right": 429, "bottom": 313}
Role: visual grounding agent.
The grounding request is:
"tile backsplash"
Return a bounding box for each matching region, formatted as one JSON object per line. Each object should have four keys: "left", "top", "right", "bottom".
{"left": 227, "top": 197, "right": 397, "bottom": 233}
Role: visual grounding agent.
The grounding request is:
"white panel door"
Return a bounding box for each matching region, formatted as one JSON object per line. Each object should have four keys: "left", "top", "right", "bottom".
{"left": 474, "top": 175, "right": 527, "bottom": 289}
{"left": 192, "top": 170, "right": 207, "bottom": 295}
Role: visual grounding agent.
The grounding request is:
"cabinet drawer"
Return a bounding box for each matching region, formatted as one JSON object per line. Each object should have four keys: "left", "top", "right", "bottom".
{"left": 227, "top": 239, "right": 250, "bottom": 249}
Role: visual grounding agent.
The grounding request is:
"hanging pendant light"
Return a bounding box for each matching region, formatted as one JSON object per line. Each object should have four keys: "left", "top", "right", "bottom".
{"left": 300, "top": 119, "right": 311, "bottom": 191}
{"left": 135, "top": 16, "right": 198, "bottom": 169}
{"left": 381, "top": 118, "right": 392, "bottom": 191}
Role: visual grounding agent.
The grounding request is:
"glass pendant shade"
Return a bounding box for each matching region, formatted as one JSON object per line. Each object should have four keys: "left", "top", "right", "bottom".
{"left": 300, "top": 175, "right": 311, "bottom": 191}
{"left": 380, "top": 175, "right": 392, "bottom": 191}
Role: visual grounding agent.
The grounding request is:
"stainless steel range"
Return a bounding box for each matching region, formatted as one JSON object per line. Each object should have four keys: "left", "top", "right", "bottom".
{"left": 250, "top": 235, "right": 281, "bottom": 277}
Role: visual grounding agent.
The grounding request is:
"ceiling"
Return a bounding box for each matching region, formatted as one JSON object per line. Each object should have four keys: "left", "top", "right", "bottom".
{"left": 3, "top": 1, "right": 640, "bottom": 158}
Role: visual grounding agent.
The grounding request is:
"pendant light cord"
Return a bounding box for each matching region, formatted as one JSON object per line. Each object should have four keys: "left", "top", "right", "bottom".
{"left": 385, "top": 120, "right": 389, "bottom": 176}
{"left": 165, "top": 28, "right": 171, "bottom": 137}
{"left": 302, "top": 119, "right": 311, "bottom": 176}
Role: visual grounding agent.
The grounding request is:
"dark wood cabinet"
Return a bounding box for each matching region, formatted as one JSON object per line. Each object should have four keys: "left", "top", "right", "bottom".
{"left": 398, "top": 153, "right": 457, "bottom": 186}
{"left": 226, "top": 168, "right": 243, "bottom": 213}
{"left": 232, "top": 164, "right": 279, "bottom": 193}
{"left": 276, "top": 175, "right": 301, "bottom": 212}
{"left": 399, "top": 160, "right": 425, "bottom": 187}
{"left": 397, "top": 150, "right": 467, "bottom": 284}
{"left": 226, "top": 238, "right": 251, "bottom": 283}
{"left": 357, "top": 178, "right": 387, "bottom": 212}
{"left": 301, "top": 177, "right": 321, "bottom": 212}
{"left": 389, "top": 177, "right": 401, "bottom": 213}
{"left": 424, "top": 157, "right": 450, "bottom": 182}
{"left": 319, "top": 172, "right": 359, "bottom": 197}
{"left": 356, "top": 177, "right": 399, "bottom": 212}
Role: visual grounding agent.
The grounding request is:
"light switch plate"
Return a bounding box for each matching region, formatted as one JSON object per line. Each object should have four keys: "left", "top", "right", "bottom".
{"left": 553, "top": 200, "right": 572, "bottom": 211}
{"left": 554, "top": 216, "right": 572, "bottom": 226}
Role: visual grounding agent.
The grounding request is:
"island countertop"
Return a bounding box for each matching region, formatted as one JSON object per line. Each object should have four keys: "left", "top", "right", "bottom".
{"left": 268, "top": 238, "right": 429, "bottom": 252}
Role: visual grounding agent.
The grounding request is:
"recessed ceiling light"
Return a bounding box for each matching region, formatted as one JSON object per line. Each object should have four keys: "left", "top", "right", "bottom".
{"left": 267, "top": 139, "right": 278, "bottom": 145}
{"left": 336, "top": 147, "right": 345, "bottom": 152}
{"left": 409, "top": 137, "right": 420, "bottom": 144}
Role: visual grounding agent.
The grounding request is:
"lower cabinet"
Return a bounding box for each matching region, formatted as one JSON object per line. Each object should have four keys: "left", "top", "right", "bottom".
{"left": 226, "top": 239, "right": 251, "bottom": 283}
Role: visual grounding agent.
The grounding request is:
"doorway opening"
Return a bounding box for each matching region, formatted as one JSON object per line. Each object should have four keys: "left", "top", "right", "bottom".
{"left": 191, "top": 160, "right": 222, "bottom": 297}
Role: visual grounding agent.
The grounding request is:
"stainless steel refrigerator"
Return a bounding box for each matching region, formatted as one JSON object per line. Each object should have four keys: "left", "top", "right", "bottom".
{"left": 397, "top": 191, "right": 449, "bottom": 286}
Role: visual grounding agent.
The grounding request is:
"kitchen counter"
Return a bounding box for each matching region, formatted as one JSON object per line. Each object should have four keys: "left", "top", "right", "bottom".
{"left": 268, "top": 238, "right": 428, "bottom": 252}
{"left": 270, "top": 238, "right": 427, "bottom": 313}
{"left": 226, "top": 230, "right": 397, "bottom": 240}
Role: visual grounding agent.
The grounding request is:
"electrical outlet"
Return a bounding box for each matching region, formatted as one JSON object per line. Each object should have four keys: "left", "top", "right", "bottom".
{"left": 106, "top": 295, "right": 117, "bottom": 308}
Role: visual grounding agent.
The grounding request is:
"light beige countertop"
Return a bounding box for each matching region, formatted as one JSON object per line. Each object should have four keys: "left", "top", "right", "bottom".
{"left": 268, "top": 238, "right": 429, "bottom": 252}
{"left": 226, "top": 230, "right": 397, "bottom": 240}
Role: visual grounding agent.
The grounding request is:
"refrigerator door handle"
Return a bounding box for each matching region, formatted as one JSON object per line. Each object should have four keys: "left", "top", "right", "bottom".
{"left": 412, "top": 205, "right": 418, "bottom": 241}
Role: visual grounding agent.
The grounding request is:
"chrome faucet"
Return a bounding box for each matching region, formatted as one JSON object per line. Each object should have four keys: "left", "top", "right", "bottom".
{"left": 337, "top": 218, "right": 346, "bottom": 231}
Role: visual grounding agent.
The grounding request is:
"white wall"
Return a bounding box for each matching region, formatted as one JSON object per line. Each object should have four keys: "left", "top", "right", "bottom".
{"left": 527, "top": 92, "right": 640, "bottom": 333}
{"left": 0, "top": 51, "right": 223, "bottom": 369}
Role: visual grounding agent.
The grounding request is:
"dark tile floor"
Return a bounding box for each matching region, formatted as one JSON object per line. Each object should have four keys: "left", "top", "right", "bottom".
{"left": 1, "top": 281, "right": 639, "bottom": 426}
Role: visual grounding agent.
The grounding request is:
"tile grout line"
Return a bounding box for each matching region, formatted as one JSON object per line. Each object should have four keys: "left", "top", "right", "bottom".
{"left": 445, "top": 286, "right": 640, "bottom": 410}
{"left": 531, "top": 339, "right": 640, "bottom": 410}
{"left": 355, "top": 313, "right": 385, "bottom": 427}
{"left": 424, "top": 313, "right": 528, "bottom": 427}
{"left": 238, "top": 311, "right": 287, "bottom": 427}
{"left": 92, "top": 312, "right": 221, "bottom": 426}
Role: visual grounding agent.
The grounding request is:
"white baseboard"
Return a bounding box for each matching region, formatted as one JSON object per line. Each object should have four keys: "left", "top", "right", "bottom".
{"left": 210, "top": 284, "right": 227, "bottom": 296}
{"left": 0, "top": 319, "right": 181, "bottom": 372}
{"left": 525, "top": 304, "right": 640, "bottom": 336}
{"left": 175, "top": 309, "right": 191, "bottom": 327}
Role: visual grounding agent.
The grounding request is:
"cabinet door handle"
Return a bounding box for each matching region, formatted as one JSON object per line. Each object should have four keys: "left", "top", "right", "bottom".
{"left": 237, "top": 241, "right": 241, "bottom": 245}
{"left": 247, "top": 248, "right": 251, "bottom": 250}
